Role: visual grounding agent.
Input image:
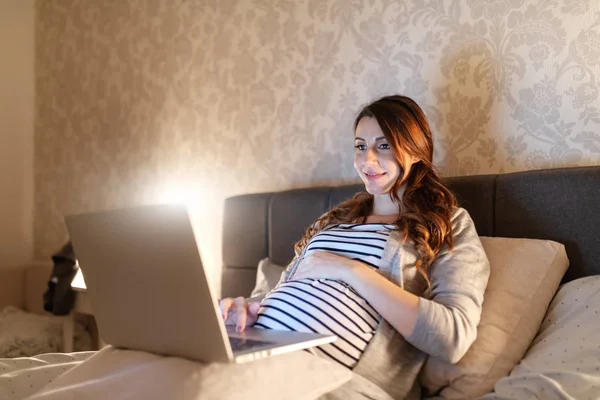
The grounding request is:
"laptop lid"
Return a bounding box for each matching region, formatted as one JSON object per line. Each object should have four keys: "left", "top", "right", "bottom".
{"left": 65, "top": 204, "right": 234, "bottom": 363}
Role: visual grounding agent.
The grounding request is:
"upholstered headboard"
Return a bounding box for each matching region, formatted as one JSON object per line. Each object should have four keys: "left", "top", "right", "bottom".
{"left": 221, "top": 166, "right": 600, "bottom": 298}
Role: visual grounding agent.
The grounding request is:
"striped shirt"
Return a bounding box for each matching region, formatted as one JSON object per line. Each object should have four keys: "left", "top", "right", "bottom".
{"left": 255, "top": 223, "right": 394, "bottom": 369}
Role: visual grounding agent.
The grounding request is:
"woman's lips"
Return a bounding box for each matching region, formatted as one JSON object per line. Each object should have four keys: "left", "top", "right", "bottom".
{"left": 365, "top": 172, "right": 386, "bottom": 181}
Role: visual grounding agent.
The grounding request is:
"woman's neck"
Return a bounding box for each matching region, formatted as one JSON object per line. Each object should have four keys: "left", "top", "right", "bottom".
{"left": 371, "top": 185, "right": 406, "bottom": 216}
{"left": 372, "top": 194, "right": 399, "bottom": 216}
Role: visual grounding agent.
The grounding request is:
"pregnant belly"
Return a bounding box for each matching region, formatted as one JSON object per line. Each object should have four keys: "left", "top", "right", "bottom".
{"left": 255, "top": 278, "right": 379, "bottom": 335}
{"left": 254, "top": 278, "right": 380, "bottom": 369}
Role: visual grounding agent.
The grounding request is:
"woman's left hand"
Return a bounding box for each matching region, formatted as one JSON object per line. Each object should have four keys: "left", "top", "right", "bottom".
{"left": 292, "top": 250, "right": 361, "bottom": 282}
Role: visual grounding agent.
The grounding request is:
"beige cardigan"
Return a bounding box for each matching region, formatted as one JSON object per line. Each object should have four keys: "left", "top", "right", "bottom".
{"left": 276, "top": 208, "right": 491, "bottom": 399}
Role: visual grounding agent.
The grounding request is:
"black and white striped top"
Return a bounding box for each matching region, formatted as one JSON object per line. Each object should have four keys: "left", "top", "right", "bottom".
{"left": 305, "top": 223, "right": 394, "bottom": 270}
{"left": 255, "top": 223, "right": 394, "bottom": 369}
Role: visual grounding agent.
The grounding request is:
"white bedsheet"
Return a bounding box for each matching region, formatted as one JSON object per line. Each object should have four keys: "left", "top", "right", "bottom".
{"left": 0, "top": 351, "right": 95, "bottom": 400}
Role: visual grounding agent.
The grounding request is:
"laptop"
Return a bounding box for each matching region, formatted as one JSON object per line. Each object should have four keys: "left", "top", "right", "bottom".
{"left": 64, "top": 204, "right": 336, "bottom": 364}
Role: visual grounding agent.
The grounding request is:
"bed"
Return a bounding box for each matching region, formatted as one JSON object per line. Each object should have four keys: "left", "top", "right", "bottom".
{"left": 220, "top": 164, "right": 600, "bottom": 400}
{"left": 2, "top": 165, "right": 599, "bottom": 400}
{"left": 221, "top": 165, "right": 599, "bottom": 296}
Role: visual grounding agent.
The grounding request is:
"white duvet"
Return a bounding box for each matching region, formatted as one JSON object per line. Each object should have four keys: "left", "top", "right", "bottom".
{"left": 1, "top": 346, "right": 351, "bottom": 400}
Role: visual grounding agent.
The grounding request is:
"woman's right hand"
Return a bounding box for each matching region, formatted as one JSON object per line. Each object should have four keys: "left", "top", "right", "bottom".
{"left": 218, "top": 297, "right": 261, "bottom": 332}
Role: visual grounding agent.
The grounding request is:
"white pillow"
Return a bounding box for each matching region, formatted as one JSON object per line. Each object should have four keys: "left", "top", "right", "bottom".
{"left": 250, "top": 257, "right": 285, "bottom": 298}
{"left": 478, "top": 276, "right": 600, "bottom": 399}
{"left": 27, "top": 345, "right": 352, "bottom": 400}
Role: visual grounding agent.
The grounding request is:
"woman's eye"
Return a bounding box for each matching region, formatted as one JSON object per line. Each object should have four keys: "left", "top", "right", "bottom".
{"left": 354, "top": 144, "right": 366, "bottom": 151}
{"left": 379, "top": 143, "right": 390, "bottom": 149}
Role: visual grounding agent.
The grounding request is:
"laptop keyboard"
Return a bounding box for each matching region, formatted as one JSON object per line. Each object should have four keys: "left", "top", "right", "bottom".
{"left": 228, "top": 336, "right": 277, "bottom": 353}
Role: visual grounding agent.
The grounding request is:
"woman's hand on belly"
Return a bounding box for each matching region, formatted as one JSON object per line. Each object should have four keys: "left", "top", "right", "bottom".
{"left": 292, "top": 250, "right": 367, "bottom": 283}
{"left": 291, "top": 251, "right": 421, "bottom": 339}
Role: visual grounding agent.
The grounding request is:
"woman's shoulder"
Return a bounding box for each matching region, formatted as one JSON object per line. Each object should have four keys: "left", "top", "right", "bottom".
{"left": 450, "top": 206, "right": 469, "bottom": 218}
{"left": 449, "top": 206, "right": 477, "bottom": 229}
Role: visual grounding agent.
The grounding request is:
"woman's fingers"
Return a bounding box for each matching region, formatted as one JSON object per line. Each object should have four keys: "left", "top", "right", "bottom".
{"left": 246, "top": 301, "right": 261, "bottom": 325}
{"left": 219, "top": 297, "right": 235, "bottom": 322}
{"left": 248, "top": 301, "right": 260, "bottom": 316}
{"left": 219, "top": 297, "right": 259, "bottom": 330}
{"left": 233, "top": 297, "right": 248, "bottom": 332}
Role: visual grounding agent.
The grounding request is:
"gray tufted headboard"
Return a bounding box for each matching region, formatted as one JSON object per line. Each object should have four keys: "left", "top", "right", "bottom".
{"left": 221, "top": 166, "right": 600, "bottom": 298}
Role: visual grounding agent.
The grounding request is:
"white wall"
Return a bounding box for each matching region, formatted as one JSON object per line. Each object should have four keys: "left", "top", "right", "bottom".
{"left": 0, "top": 0, "right": 35, "bottom": 266}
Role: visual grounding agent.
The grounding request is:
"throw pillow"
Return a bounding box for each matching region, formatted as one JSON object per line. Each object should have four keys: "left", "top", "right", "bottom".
{"left": 250, "top": 257, "right": 285, "bottom": 298}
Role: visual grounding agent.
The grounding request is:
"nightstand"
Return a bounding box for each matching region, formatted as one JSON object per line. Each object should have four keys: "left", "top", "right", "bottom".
{"left": 62, "top": 289, "right": 99, "bottom": 352}
{"left": 63, "top": 269, "right": 104, "bottom": 352}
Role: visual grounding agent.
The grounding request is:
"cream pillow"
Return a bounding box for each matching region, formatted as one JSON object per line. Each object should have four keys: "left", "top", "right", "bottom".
{"left": 250, "top": 257, "right": 285, "bottom": 298}
{"left": 420, "top": 236, "right": 569, "bottom": 399}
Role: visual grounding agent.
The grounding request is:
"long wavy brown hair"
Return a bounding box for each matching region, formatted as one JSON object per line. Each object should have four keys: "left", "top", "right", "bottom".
{"left": 294, "top": 95, "right": 458, "bottom": 287}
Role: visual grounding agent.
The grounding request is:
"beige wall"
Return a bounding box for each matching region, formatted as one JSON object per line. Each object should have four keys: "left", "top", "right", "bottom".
{"left": 35, "top": 1, "right": 600, "bottom": 288}
{"left": 0, "top": 0, "right": 35, "bottom": 266}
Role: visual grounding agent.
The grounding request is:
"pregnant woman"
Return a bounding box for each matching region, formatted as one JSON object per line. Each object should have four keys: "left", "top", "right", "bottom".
{"left": 219, "top": 94, "right": 490, "bottom": 399}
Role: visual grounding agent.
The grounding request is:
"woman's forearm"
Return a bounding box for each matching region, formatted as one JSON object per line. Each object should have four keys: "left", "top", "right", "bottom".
{"left": 343, "top": 262, "right": 420, "bottom": 338}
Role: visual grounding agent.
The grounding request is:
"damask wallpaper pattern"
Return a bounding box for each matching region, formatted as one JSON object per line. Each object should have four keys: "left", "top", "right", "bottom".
{"left": 35, "top": 0, "right": 600, "bottom": 282}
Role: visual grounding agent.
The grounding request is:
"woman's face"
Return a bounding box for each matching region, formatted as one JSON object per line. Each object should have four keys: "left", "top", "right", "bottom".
{"left": 353, "top": 117, "right": 401, "bottom": 195}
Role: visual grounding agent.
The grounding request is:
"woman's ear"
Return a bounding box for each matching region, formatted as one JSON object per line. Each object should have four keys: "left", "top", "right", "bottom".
{"left": 408, "top": 156, "right": 420, "bottom": 166}
{"left": 402, "top": 155, "right": 420, "bottom": 168}
{"left": 399, "top": 156, "right": 419, "bottom": 183}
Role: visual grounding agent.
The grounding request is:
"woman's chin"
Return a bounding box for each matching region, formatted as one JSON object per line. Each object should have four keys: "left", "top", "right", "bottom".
{"left": 363, "top": 183, "right": 392, "bottom": 196}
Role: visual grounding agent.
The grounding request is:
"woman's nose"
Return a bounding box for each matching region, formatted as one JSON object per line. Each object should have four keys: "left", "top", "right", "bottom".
{"left": 363, "top": 148, "right": 379, "bottom": 165}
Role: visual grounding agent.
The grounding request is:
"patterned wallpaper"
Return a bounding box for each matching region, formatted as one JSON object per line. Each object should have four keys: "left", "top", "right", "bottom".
{"left": 35, "top": 0, "right": 600, "bottom": 285}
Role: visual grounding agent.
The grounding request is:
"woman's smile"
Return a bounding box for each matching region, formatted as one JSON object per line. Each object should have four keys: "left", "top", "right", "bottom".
{"left": 364, "top": 172, "right": 387, "bottom": 180}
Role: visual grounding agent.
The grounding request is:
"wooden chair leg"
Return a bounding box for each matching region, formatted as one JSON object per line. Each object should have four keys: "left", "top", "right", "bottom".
{"left": 62, "top": 315, "right": 74, "bottom": 353}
